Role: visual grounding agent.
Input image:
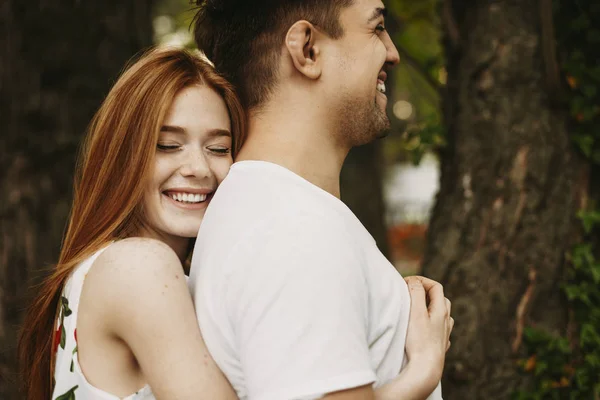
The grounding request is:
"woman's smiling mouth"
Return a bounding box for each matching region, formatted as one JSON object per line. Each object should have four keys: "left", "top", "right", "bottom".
{"left": 162, "top": 189, "right": 214, "bottom": 209}
{"left": 167, "top": 192, "right": 207, "bottom": 203}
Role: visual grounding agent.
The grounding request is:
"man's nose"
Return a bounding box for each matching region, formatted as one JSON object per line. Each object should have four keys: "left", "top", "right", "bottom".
{"left": 385, "top": 34, "right": 401, "bottom": 67}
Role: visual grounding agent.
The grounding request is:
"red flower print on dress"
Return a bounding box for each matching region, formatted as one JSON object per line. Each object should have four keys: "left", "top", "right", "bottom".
{"left": 54, "top": 296, "right": 72, "bottom": 354}
{"left": 54, "top": 325, "right": 62, "bottom": 354}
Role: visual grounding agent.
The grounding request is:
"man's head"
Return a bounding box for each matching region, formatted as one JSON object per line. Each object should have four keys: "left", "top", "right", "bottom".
{"left": 193, "top": 0, "right": 399, "bottom": 147}
{"left": 193, "top": 0, "right": 352, "bottom": 109}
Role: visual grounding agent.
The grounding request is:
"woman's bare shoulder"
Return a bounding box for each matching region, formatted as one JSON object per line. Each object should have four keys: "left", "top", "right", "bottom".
{"left": 82, "top": 237, "right": 187, "bottom": 322}
{"left": 100, "top": 237, "right": 179, "bottom": 265}
{"left": 92, "top": 237, "right": 183, "bottom": 280}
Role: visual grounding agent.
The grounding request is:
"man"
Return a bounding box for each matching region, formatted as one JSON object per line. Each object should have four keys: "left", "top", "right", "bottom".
{"left": 189, "top": 1, "right": 451, "bottom": 399}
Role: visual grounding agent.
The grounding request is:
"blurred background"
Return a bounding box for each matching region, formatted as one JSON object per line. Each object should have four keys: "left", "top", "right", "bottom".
{"left": 2, "top": 0, "right": 599, "bottom": 399}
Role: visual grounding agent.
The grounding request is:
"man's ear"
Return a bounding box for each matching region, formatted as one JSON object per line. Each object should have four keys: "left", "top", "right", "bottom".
{"left": 285, "top": 20, "right": 322, "bottom": 80}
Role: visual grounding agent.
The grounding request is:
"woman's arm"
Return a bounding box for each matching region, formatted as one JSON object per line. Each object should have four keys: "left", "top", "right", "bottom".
{"left": 79, "top": 238, "right": 450, "bottom": 400}
{"left": 79, "top": 238, "right": 237, "bottom": 400}
{"left": 374, "top": 277, "right": 453, "bottom": 400}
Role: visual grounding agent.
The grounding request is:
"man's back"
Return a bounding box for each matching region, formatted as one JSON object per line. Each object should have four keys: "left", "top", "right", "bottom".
{"left": 190, "top": 161, "right": 411, "bottom": 400}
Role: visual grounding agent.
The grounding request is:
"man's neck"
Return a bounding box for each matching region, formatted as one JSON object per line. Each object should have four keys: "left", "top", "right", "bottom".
{"left": 236, "top": 104, "right": 349, "bottom": 198}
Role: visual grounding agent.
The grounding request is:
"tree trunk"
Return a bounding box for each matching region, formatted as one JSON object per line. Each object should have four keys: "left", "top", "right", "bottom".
{"left": 423, "top": 1, "right": 582, "bottom": 398}
{"left": 0, "top": 2, "right": 153, "bottom": 398}
{"left": 341, "top": 142, "right": 390, "bottom": 257}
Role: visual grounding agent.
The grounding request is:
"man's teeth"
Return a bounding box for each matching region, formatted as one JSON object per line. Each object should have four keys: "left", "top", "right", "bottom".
{"left": 170, "top": 192, "right": 207, "bottom": 203}
{"left": 377, "top": 81, "right": 386, "bottom": 94}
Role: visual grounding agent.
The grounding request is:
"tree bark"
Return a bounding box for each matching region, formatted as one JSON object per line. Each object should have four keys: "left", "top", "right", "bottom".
{"left": 0, "top": 2, "right": 153, "bottom": 398}
{"left": 341, "top": 142, "right": 390, "bottom": 257}
{"left": 423, "top": 1, "right": 582, "bottom": 398}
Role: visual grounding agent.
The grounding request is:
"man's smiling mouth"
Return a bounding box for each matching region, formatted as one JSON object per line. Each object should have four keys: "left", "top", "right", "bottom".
{"left": 377, "top": 70, "right": 387, "bottom": 94}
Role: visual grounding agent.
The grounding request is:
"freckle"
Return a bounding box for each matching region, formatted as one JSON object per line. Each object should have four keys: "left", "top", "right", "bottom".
{"left": 175, "top": 274, "right": 179, "bottom": 279}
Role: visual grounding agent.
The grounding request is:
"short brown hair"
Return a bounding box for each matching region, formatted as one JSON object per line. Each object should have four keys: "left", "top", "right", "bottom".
{"left": 193, "top": 0, "right": 353, "bottom": 110}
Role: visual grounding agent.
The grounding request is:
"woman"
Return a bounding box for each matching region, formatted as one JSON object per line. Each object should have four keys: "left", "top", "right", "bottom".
{"left": 18, "top": 48, "right": 451, "bottom": 400}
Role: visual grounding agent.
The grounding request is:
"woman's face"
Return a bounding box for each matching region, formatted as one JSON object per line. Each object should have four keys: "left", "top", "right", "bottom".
{"left": 141, "top": 84, "right": 232, "bottom": 244}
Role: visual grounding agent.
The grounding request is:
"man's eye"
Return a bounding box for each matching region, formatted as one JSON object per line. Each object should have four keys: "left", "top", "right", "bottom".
{"left": 157, "top": 144, "right": 180, "bottom": 151}
{"left": 376, "top": 24, "right": 386, "bottom": 32}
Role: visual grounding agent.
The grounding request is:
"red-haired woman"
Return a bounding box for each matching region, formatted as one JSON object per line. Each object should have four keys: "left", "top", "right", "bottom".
{"left": 18, "top": 48, "right": 450, "bottom": 400}
{"left": 19, "top": 48, "right": 244, "bottom": 400}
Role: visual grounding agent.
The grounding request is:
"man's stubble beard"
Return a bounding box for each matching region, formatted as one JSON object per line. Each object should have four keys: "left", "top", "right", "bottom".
{"left": 335, "top": 94, "right": 391, "bottom": 149}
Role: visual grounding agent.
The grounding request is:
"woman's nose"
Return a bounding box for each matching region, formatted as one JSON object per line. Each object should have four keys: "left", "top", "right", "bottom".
{"left": 179, "top": 151, "right": 211, "bottom": 178}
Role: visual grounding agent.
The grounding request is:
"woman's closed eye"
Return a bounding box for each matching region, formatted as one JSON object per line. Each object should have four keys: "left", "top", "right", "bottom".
{"left": 157, "top": 143, "right": 181, "bottom": 151}
{"left": 375, "top": 23, "right": 386, "bottom": 33}
{"left": 207, "top": 145, "right": 231, "bottom": 156}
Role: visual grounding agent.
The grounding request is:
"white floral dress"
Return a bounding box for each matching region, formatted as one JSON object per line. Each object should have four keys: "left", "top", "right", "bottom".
{"left": 52, "top": 246, "right": 156, "bottom": 400}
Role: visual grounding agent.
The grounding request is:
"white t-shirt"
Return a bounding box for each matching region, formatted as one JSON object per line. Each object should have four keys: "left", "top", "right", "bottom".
{"left": 189, "top": 160, "right": 442, "bottom": 400}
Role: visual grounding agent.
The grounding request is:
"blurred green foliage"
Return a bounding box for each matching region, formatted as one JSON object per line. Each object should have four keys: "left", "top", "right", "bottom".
{"left": 153, "top": 0, "right": 196, "bottom": 48}
{"left": 384, "top": 0, "right": 445, "bottom": 165}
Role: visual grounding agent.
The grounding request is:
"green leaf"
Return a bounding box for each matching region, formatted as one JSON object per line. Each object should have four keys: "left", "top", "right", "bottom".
{"left": 60, "top": 323, "right": 66, "bottom": 350}
{"left": 61, "top": 296, "right": 72, "bottom": 317}
{"left": 573, "top": 133, "right": 594, "bottom": 157}
{"left": 55, "top": 385, "right": 78, "bottom": 400}
{"left": 590, "top": 263, "right": 600, "bottom": 283}
{"left": 577, "top": 210, "right": 600, "bottom": 233}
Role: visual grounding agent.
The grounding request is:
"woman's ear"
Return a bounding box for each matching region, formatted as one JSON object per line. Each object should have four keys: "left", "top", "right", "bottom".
{"left": 285, "top": 20, "right": 322, "bottom": 80}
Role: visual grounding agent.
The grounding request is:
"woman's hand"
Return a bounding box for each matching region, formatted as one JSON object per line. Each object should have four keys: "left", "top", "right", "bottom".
{"left": 374, "top": 276, "right": 453, "bottom": 400}
{"left": 405, "top": 276, "right": 453, "bottom": 389}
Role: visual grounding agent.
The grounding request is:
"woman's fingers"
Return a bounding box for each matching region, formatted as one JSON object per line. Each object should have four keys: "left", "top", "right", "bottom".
{"left": 405, "top": 276, "right": 447, "bottom": 319}
{"left": 405, "top": 277, "right": 427, "bottom": 315}
{"left": 446, "top": 317, "right": 454, "bottom": 352}
{"left": 426, "top": 282, "right": 445, "bottom": 317}
{"left": 409, "top": 276, "right": 440, "bottom": 292}
{"left": 403, "top": 276, "right": 452, "bottom": 383}
{"left": 406, "top": 276, "right": 455, "bottom": 355}
{"left": 445, "top": 297, "right": 453, "bottom": 338}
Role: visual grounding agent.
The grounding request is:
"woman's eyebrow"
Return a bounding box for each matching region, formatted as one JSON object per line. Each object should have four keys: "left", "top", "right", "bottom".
{"left": 160, "top": 126, "right": 231, "bottom": 137}
{"left": 207, "top": 129, "right": 232, "bottom": 138}
{"left": 160, "top": 125, "right": 186, "bottom": 134}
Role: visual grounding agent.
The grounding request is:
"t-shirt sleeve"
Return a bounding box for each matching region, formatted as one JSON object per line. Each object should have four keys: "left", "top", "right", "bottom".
{"left": 225, "top": 214, "right": 377, "bottom": 400}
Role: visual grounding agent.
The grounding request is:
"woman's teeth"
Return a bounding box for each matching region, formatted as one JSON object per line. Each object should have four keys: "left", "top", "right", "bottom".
{"left": 170, "top": 192, "right": 207, "bottom": 204}
{"left": 377, "top": 80, "right": 386, "bottom": 94}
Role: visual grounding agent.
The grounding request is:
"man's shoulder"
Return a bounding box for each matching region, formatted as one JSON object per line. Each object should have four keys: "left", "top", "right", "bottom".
{"left": 208, "top": 167, "right": 349, "bottom": 229}
{"left": 218, "top": 206, "right": 350, "bottom": 253}
{"left": 200, "top": 161, "right": 367, "bottom": 262}
{"left": 216, "top": 161, "right": 341, "bottom": 209}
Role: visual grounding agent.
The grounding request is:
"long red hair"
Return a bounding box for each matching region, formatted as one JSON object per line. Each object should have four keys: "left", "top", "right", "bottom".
{"left": 17, "top": 47, "right": 246, "bottom": 399}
